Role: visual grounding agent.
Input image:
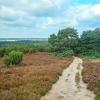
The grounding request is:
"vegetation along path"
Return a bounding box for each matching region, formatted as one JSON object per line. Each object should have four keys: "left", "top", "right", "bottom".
{"left": 41, "top": 57, "right": 95, "bottom": 100}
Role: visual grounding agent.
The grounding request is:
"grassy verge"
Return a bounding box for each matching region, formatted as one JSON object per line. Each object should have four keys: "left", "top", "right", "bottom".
{"left": 80, "top": 55, "right": 100, "bottom": 60}
{"left": 75, "top": 64, "right": 81, "bottom": 88}
{"left": 75, "top": 72, "right": 80, "bottom": 88}
{"left": 0, "top": 52, "right": 73, "bottom": 100}
{"left": 82, "top": 59, "right": 100, "bottom": 100}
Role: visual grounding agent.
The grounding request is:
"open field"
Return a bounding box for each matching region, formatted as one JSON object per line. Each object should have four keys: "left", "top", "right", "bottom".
{"left": 0, "top": 52, "right": 72, "bottom": 100}
{"left": 82, "top": 59, "right": 100, "bottom": 100}
{"left": 0, "top": 0, "right": 100, "bottom": 99}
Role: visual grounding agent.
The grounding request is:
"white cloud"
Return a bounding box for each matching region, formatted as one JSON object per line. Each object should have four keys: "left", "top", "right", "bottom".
{"left": 35, "top": 17, "right": 54, "bottom": 30}
{"left": 74, "top": 4, "right": 100, "bottom": 20}
{"left": 0, "top": 5, "right": 27, "bottom": 21}
{"left": 0, "top": 0, "right": 67, "bottom": 12}
{"left": 0, "top": 0, "right": 68, "bottom": 30}
{"left": 91, "top": 4, "right": 100, "bottom": 16}
{"left": 62, "top": 4, "right": 100, "bottom": 27}
{"left": 0, "top": 0, "right": 100, "bottom": 38}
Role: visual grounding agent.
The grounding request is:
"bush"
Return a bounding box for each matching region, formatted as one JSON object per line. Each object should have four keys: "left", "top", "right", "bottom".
{"left": 3, "top": 56, "right": 11, "bottom": 66}
{"left": 0, "top": 43, "right": 51, "bottom": 57}
{"left": 0, "top": 48, "right": 6, "bottom": 57}
{"left": 61, "top": 50, "right": 74, "bottom": 57}
{"left": 54, "top": 50, "right": 74, "bottom": 57}
{"left": 93, "top": 52, "right": 100, "bottom": 58}
{"left": 28, "top": 48, "right": 37, "bottom": 53}
{"left": 80, "top": 51, "right": 100, "bottom": 59}
{"left": 4, "top": 51, "right": 23, "bottom": 66}
{"left": 44, "top": 45, "right": 53, "bottom": 52}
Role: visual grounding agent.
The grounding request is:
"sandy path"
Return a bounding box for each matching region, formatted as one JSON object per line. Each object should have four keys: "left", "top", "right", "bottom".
{"left": 41, "top": 57, "right": 95, "bottom": 100}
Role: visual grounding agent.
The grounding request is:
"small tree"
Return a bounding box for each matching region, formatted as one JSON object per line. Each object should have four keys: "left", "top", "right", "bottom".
{"left": 4, "top": 51, "right": 23, "bottom": 66}
{"left": 48, "top": 28, "right": 78, "bottom": 52}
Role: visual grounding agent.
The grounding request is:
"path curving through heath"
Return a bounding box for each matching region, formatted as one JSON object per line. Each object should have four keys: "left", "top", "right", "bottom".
{"left": 41, "top": 57, "right": 95, "bottom": 100}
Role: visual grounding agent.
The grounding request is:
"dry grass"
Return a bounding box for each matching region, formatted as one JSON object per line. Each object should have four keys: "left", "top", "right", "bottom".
{"left": 82, "top": 59, "right": 100, "bottom": 100}
{"left": 0, "top": 52, "right": 73, "bottom": 100}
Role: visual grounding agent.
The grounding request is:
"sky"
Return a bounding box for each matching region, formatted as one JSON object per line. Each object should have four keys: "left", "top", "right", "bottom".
{"left": 0, "top": 0, "right": 100, "bottom": 38}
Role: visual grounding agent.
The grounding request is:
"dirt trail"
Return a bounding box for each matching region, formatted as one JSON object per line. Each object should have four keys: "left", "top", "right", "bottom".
{"left": 41, "top": 57, "right": 95, "bottom": 100}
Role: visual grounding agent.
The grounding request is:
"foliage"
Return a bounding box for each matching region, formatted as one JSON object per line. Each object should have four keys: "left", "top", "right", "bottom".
{"left": 0, "top": 43, "right": 50, "bottom": 57}
{"left": 48, "top": 28, "right": 78, "bottom": 52}
{"left": 0, "top": 27, "right": 100, "bottom": 59}
{"left": 3, "top": 56, "right": 11, "bottom": 66}
{"left": 50, "top": 50, "right": 74, "bottom": 57}
{"left": 81, "top": 51, "right": 100, "bottom": 59}
{"left": 57, "top": 50, "right": 74, "bottom": 57}
{"left": 4, "top": 51, "right": 23, "bottom": 66}
{"left": 0, "top": 48, "right": 6, "bottom": 57}
{"left": 48, "top": 27, "right": 100, "bottom": 58}
{"left": 76, "top": 28, "right": 100, "bottom": 56}
{"left": 62, "top": 50, "right": 74, "bottom": 56}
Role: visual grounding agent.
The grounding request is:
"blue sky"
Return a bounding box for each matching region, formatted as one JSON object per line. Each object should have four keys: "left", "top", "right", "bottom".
{"left": 0, "top": 0, "right": 100, "bottom": 38}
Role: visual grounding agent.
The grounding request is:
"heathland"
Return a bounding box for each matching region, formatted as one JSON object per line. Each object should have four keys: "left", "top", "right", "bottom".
{"left": 0, "top": 27, "right": 100, "bottom": 100}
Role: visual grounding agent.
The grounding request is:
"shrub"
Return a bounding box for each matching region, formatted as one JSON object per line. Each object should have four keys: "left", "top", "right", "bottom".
{"left": 28, "top": 48, "right": 37, "bottom": 53}
{"left": 62, "top": 50, "right": 74, "bottom": 56}
{"left": 36, "top": 45, "right": 45, "bottom": 52}
{"left": 0, "top": 48, "right": 6, "bottom": 57}
{"left": 80, "top": 51, "right": 100, "bottom": 59}
{"left": 44, "top": 45, "right": 53, "bottom": 52}
{"left": 4, "top": 51, "right": 23, "bottom": 66}
{"left": 3, "top": 56, "right": 11, "bottom": 66}
{"left": 55, "top": 50, "right": 74, "bottom": 57}
{"left": 93, "top": 52, "right": 100, "bottom": 58}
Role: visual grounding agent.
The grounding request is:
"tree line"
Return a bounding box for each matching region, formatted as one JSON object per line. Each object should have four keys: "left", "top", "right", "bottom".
{"left": 48, "top": 27, "right": 100, "bottom": 58}
{"left": 0, "top": 27, "right": 100, "bottom": 66}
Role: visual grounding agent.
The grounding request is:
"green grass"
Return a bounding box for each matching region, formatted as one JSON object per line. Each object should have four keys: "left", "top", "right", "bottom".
{"left": 75, "top": 72, "right": 80, "bottom": 88}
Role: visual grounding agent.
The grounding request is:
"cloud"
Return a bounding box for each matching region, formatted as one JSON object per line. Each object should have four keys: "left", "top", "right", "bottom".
{"left": 38, "top": 4, "right": 100, "bottom": 30}
{"left": 0, "top": 5, "right": 27, "bottom": 22}
{"left": 0, "top": 0, "right": 67, "bottom": 17}
{"left": 63, "top": 4, "right": 100, "bottom": 28}
{"left": 91, "top": 4, "right": 100, "bottom": 16}
{"left": 0, "top": 0, "right": 68, "bottom": 29}
{"left": 0, "top": 0, "right": 100, "bottom": 38}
